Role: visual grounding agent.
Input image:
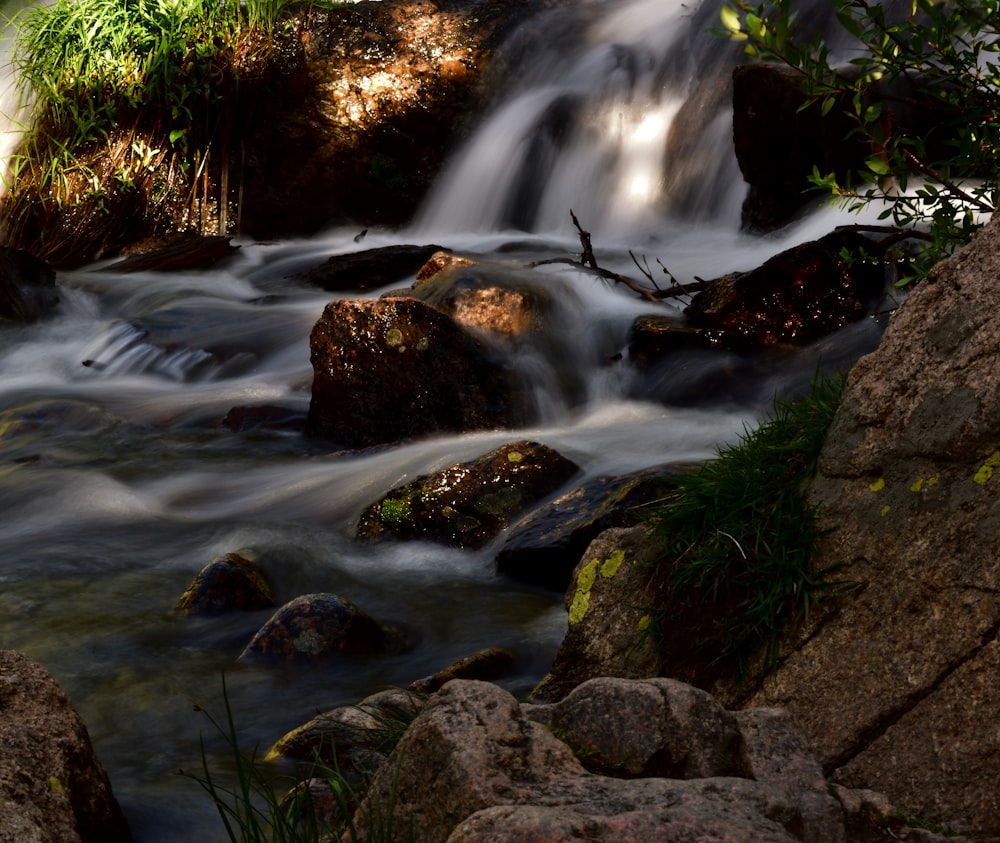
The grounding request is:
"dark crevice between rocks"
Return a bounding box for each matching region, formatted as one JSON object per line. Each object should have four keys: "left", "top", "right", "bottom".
{"left": 825, "top": 612, "right": 1000, "bottom": 776}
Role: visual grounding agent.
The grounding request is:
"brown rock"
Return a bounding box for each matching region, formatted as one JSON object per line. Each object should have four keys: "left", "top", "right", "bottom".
{"left": 683, "top": 229, "right": 886, "bottom": 350}
{"left": 296, "top": 244, "right": 447, "bottom": 293}
{"left": 305, "top": 297, "right": 534, "bottom": 448}
{"left": 407, "top": 253, "right": 553, "bottom": 341}
{"left": 355, "top": 440, "right": 579, "bottom": 549}
{"left": 176, "top": 549, "right": 277, "bottom": 616}
{"left": 104, "top": 234, "right": 239, "bottom": 272}
{"left": 0, "top": 651, "right": 132, "bottom": 843}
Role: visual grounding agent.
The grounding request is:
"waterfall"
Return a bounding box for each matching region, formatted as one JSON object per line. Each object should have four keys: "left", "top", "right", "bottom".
{"left": 416, "top": 0, "right": 749, "bottom": 241}
{"left": 0, "top": 3, "right": 890, "bottom": 842}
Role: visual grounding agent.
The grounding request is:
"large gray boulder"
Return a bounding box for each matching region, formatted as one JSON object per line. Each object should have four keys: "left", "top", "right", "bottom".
{"left": 0, "top": 651, "right": 131, "bottom": 843}
{"left": 348, "top": 678, "right": 942, "bottom": 843}
{"left": 750, "top": 215, "right": 1000, "bottom": 839}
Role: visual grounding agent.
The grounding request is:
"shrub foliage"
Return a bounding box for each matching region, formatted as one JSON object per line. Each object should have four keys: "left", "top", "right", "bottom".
{"left": 721, "top": 0, "right": 1000, "bottom": 283}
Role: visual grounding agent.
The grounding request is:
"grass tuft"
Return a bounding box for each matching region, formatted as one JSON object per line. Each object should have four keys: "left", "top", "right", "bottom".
{"left": 185, "top": 676, "right": 412, "bottom": 843}
{"left": 648, "top": 373, "right": 852, "bottom": 682}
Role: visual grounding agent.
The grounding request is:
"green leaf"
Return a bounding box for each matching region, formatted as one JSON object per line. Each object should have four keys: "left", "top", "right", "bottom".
{"left": 865, "top": 155, "right": 891, "bottom": 175}
{"left": 720, "top": 5, "right": 743, "bottom": 35}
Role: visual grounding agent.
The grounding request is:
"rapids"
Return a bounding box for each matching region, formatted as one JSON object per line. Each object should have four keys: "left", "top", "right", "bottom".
{"left": 0, "top": 0, "right": 887, "bottom": 840}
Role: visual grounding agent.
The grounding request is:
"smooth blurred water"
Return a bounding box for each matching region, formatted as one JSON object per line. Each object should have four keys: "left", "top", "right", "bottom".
{"left": 0, "top": 0, "right": 888, "bottom": 840}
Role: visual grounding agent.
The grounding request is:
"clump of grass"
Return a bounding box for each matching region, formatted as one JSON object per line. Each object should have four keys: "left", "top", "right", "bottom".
{"left": 1, "top": 0, "right": 344, "bottom": 261}
{"left": 11, "top": 0, "right": 305, "bottom": 151}
{"left": 185, "top": 677, "right": 411, "bottom": 843}
{"left": 648, "top": 374, "right": 851, "bottom": 682}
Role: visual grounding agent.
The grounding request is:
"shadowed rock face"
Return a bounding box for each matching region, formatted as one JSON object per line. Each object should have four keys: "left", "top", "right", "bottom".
{"left": 748, "top": 216, "right": 1000, "bottom": 837}
{"left": 0, "top": 247, "right": 59, "bottom": 323}
{"left": 237, "top": 0, "right": 551, "bottom": 239}
{"left": 0, "top": 651, "right": 133, "bottom": 843}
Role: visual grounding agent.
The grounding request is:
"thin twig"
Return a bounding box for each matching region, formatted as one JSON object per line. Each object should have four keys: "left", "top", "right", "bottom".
{"left": 570, "top": 209, "right": 597, "bottom": 268}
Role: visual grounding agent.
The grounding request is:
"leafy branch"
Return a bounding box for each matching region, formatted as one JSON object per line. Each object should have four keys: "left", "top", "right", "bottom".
{"left": 720, "top": 0, "right": 1000, "bottom": 284}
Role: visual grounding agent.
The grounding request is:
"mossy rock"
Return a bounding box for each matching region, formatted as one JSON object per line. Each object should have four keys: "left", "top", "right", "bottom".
{"left": 356, "top": 440, "right": 580, "bottom": 549}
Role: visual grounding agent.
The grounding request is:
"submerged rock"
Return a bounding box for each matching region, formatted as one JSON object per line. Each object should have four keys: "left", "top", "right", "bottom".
{"left": 355, "top": 440, "right": 580, "bottom": 549}
{"left": 239, "top": 593, "right": 409, "bottom": 665}
{"left": 305, "top": 297, "right": 534, "bottom": 448}
{"left": 176, "top": 549, "right": 277, "bottom": 616}
{"left": 0, "top": 651, "right": 132, "bottom": 843}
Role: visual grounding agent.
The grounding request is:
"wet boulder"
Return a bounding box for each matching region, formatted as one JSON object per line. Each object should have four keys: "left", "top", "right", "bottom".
{"left": 683, "top": 228, "right": 886, "bottom": 349}
{"left": 625, "top": 230, "right": 887, "bottom": 406}
{"left": 305, "top": 297, "right": 534, "bottom": 448}
{"left": 495, "top": 464, "right": 680, "bottom": 591}
{"left": 355, "top": 440, "right": 580, "bottom": 549}
{"left": 176, "top": 549, "right": 277, "bottom": 616}
{"left": 238, "top": 593, "right": 409, "bottom": 665}
{"left": 0, "top": 247, "right": 59, "bottom": 323}
{"left": 406, "top": 251, "right": 555, "bottom": 342}
{"left": 105, "top": 234, "right": 239, "bottom": 272}
{"left": 0, "top": 650, "right": 132, "bottom": 843}
{"left": 404, "top": 251, "right": 597, "bottom": 408}
{"left": 296, "top": 244, "right": 448, "bottom": 293}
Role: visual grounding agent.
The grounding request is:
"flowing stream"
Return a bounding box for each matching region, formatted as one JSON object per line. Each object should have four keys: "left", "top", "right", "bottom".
{"left": 0, "top": 1, "right": 886, "bottom": 840}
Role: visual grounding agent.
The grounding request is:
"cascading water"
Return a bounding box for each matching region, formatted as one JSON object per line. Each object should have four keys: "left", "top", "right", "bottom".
{"left": 416, "top": 0, "right": 749, "bottom": 240}
{"left": 0, "top": 1, "right": 886, "bottom": 841}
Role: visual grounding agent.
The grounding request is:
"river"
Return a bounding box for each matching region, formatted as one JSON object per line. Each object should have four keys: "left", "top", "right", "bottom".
{"left": 0, "top": 0, "right": 885, "bottom": 840}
